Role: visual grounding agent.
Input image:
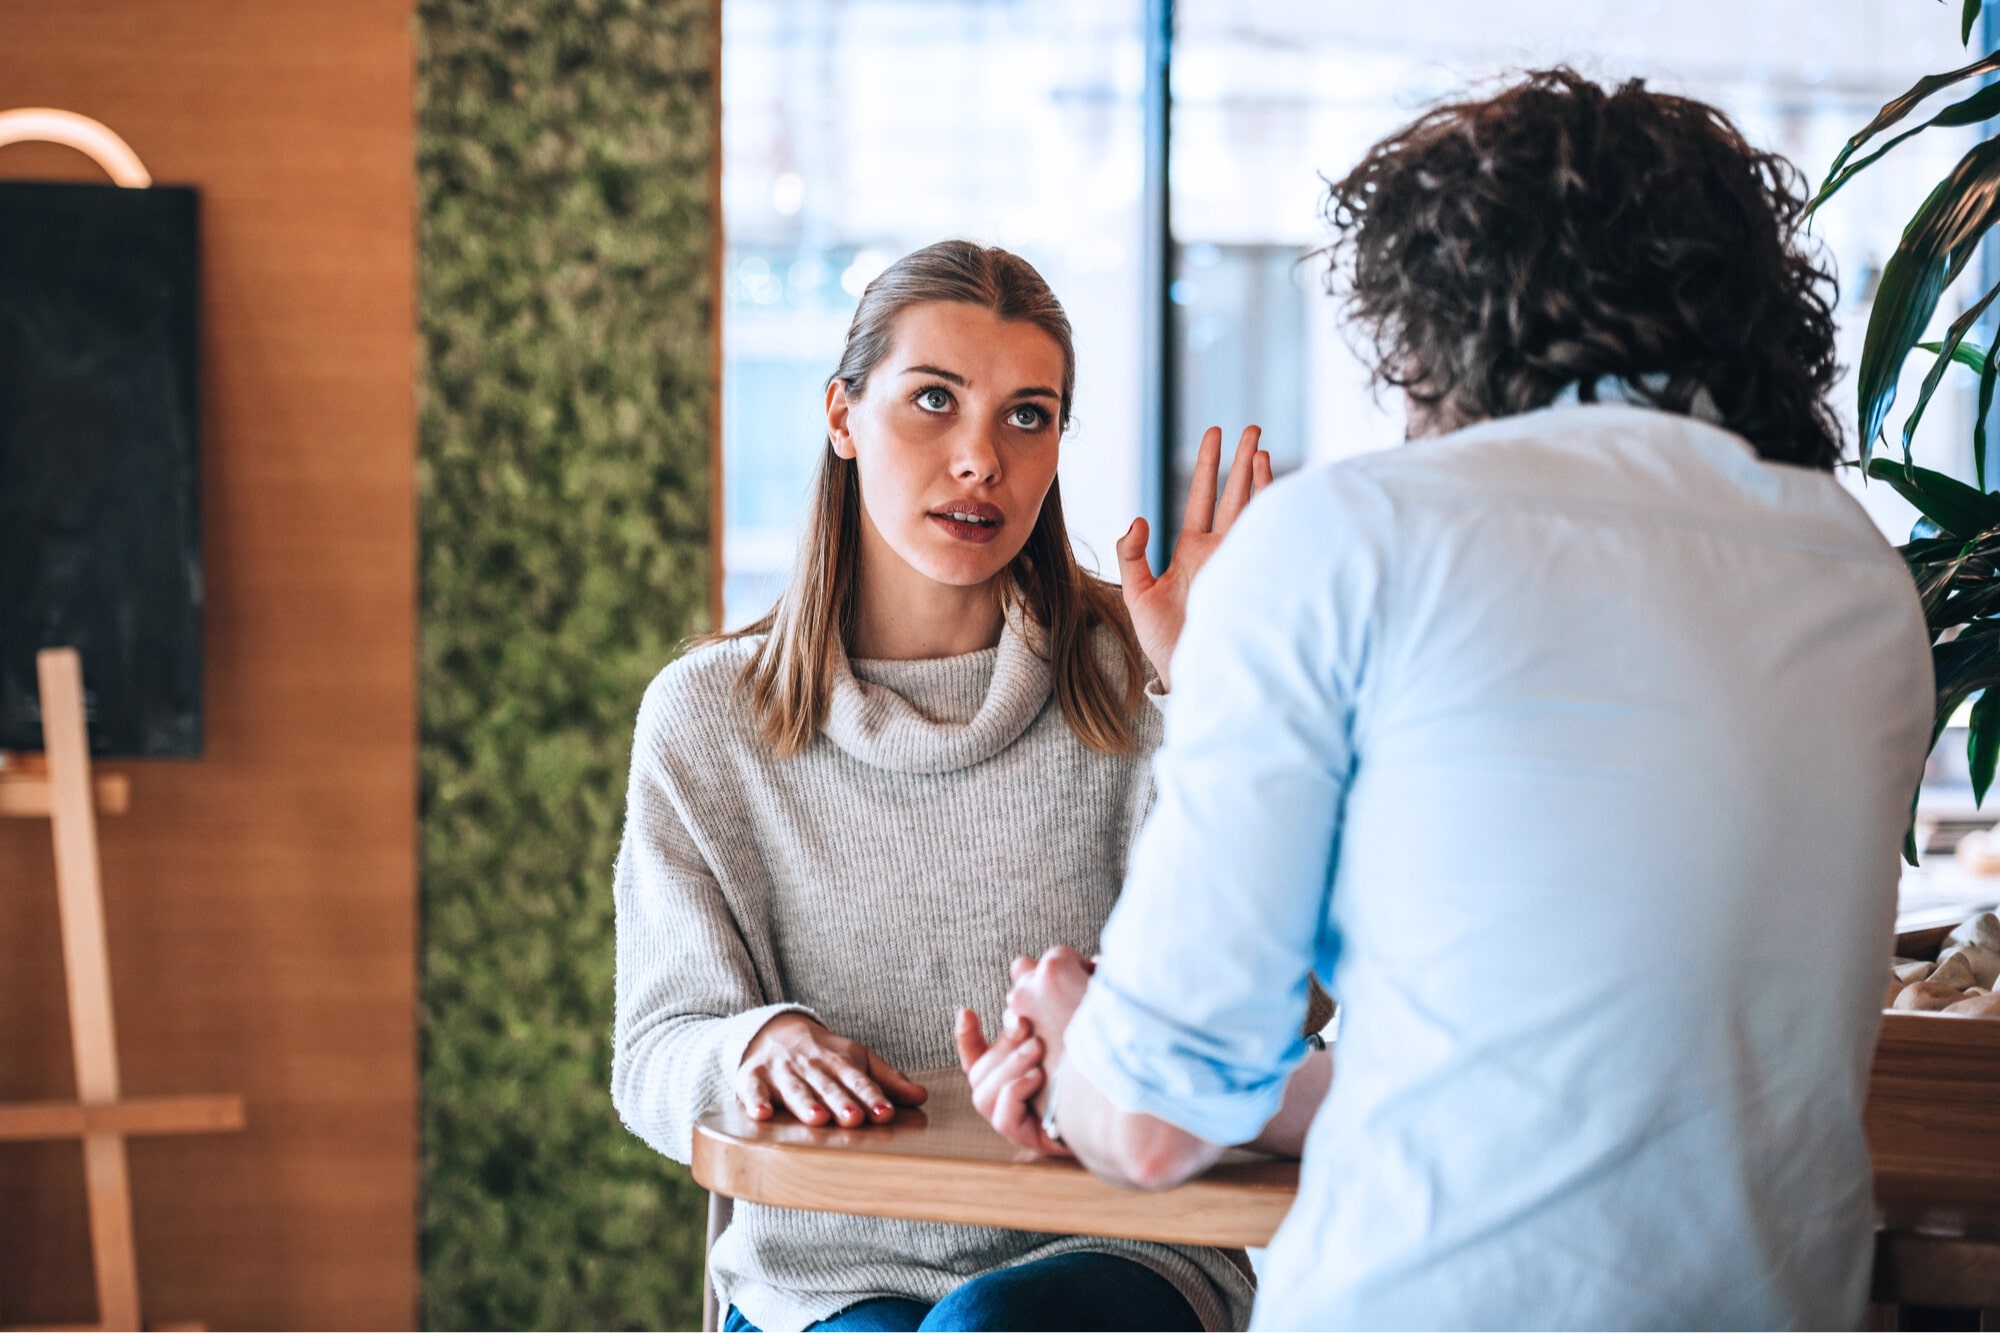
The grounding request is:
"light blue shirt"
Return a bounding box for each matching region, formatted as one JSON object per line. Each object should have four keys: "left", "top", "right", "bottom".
{"left": 1064, "top": 400, "right": 1934, "bottom": 1329}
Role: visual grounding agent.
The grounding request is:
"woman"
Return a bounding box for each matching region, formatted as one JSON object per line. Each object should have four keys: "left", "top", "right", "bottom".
{"left": 610, "top": 239, "right": 1270, "bottom": 1332}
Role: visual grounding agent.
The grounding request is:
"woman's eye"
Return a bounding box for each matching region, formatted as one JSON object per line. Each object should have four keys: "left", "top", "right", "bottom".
{"left": 915, "top": 387, "right": 952, "bottom": 413}
{"left": 1008, "top": 405, "right": 1048, "bottom": 430}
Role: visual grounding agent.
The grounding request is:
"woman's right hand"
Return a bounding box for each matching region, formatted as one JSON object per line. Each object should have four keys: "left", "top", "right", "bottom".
{"left": 736, "top": 1013, "right": 928, "bottom": 1127}
{"left": 1116, "top": 425, "right": 1272, "bottom": 690}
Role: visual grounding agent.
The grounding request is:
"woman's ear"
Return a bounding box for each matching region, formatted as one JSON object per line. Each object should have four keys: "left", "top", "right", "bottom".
{"left": 826, "top": 379, "right": 858, "bottom": 460}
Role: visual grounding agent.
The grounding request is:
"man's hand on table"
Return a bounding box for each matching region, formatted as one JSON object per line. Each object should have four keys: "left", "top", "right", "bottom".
{"left": 954, "top": 998, "right": 1073, "bottom": 1158}
{"left": 738, "top": 1013, "right": 927, "bottom": 1128}
{"left": 1002, "top": 947, "right": 1093, "bottom": 1077}
{"left": 955, "top": 948, "right": 1096, "bottom": 1156}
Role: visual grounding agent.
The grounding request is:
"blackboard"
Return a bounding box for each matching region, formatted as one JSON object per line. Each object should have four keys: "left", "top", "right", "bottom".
{"left": 0, "top": 181, "right": 201, "bottom": 756}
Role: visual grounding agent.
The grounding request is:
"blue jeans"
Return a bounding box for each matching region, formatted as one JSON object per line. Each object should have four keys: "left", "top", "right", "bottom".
{"left": 722, "top": 1251, "right": 1204, "bottom": 1331}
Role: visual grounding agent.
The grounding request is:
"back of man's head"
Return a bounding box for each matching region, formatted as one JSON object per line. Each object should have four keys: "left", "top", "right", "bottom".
{"left": 1321, "top": 67, "right": 1842, "bottom": 470}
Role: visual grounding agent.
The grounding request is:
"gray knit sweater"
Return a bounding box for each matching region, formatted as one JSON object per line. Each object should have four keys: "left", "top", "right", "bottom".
{"left": 610, "top": 618, "right": 1257, "bottom": 1332}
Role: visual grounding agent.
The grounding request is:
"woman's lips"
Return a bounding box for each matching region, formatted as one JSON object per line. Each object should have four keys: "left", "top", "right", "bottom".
{"left": 928, "top": 500, "right": 1005, "bottom": 545}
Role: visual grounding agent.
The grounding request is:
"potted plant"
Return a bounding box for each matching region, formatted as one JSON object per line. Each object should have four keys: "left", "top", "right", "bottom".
{"left": 1811, "top": 0, "right": 2000, "bottom": 857}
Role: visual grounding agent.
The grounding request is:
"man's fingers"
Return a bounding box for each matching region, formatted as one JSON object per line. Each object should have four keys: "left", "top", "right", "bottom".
{"left": 970, "top": 1032, "right": 1043, "bottom": 1106}
{"left": 988, "top": 1035, "right": 1043, "bottom": 1088}
{"left": 989, "top": 1065, "right": 1045, "bottom": 1139}
{"left": 1252, "top": 448, "right": 1273, "bottom": 495}
{"left": 1215, "top": 425, "right": 1263, "bottom": 532}
{"left": 1010, "top": 956, "right": 1036, "bottom": 983}
{"left": 1179, "top": 426, "right": 1224, "bottom": 535}
{"left": 1115, "top": 518, "right": 1156, "bottom": 600}
{"left": 993, "top": 1071, "right": 1072, "bottom": 1157}
{"left": 969, "top": 1037, "right": 1040, "bottom": 1122}
{"left": 955, "top": 1008, "right": 990, "bottom": 1075}
{"left": 971, "top": 1025, "right": 1030, "bottom": 1084}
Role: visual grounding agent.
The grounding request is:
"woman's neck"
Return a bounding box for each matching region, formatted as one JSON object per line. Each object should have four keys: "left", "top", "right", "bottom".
{"left": 847, "top": 535, "right": 1006, "bottom": 662}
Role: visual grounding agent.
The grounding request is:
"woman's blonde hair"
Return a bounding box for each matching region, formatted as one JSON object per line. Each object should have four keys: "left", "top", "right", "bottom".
{"left": 716, "top": 239, "right": 1145, "bottom": 756}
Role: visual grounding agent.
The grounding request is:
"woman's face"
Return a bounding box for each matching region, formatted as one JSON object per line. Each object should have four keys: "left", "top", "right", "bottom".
{"left": 827, "top": 301, "right": 1066, "bottom": 590}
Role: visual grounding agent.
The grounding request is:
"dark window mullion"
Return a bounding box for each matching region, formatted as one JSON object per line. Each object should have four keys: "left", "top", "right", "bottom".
{"left": 1140, "top": 0, "right": 1175, "bottom": 569}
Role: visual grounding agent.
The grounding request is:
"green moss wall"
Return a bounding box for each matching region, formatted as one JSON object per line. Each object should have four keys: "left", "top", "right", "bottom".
{"left": 418, "top": 2, "right": 718, "bottom": 1326}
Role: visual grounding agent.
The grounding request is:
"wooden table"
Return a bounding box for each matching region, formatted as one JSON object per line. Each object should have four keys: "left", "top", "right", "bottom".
{"left": 693, "top": 1072, "right": 1297, "bottom": 1249}
{"left": 693, "top": 1053, "right": 2000, "bottom": 1332}
{"left": 691, "top": 1071, "right": 1294, "bottom": 1330}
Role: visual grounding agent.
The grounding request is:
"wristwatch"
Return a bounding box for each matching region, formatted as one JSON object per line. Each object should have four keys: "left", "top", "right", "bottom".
{"left": 1038, "top": 1065, "right": 1066, "bottom": 1148}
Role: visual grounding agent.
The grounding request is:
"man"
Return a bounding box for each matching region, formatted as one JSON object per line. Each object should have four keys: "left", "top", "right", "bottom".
{"left": 960, "top": 68, "right": 1932, "bottom": 1329}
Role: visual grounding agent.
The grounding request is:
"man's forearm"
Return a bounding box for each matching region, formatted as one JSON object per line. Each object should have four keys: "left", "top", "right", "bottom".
{"left": 1052, "top": 1047, "right": 1331, "bottom": 1185}
{"left": 1246, "top": 1048, "right": 1331, "bottom": 1158}
{"left": 1050, "top": 1061, "right": 1226, "bottom": 1191}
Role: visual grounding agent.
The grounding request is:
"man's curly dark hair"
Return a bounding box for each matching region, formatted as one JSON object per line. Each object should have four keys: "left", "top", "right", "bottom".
{"left": 1321, "top": 67, "right": 1843, "bottom": 470}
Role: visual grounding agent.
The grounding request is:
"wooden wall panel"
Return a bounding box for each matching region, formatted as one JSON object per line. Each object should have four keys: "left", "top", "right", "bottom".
{"left": 0, "top": 2, "right": 417, "bottom": 1328}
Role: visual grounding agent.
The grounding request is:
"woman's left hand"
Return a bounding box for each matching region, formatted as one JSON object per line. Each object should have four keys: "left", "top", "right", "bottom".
{"left": 1117, "top": 425, "right": 1272, "bottom": 690}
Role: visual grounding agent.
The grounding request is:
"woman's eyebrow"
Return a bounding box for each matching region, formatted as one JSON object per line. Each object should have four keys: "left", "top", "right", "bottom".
{"left": 900, "top": 364, "right": 968, "bottom": 385}
{"left": 899, "top": 364, "right": 1057, "bottom": 402}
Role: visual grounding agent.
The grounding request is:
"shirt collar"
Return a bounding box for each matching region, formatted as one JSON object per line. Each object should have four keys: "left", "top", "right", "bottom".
{"left": 1551, "top": 373, "right": 1724, "bottom": 426}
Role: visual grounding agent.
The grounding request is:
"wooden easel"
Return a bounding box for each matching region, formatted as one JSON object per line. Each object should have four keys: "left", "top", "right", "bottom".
{"left": 0, "top": 649, "right": 245, "bottom": 1332}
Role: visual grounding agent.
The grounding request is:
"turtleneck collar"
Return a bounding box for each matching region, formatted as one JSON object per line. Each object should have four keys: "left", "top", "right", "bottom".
{"left": 821, "top": 613, "right": 1053, "bottom": 774}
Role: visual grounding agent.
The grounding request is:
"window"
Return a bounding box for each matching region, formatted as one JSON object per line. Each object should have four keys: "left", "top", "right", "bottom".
{"left": 724, "top": 0, "right": 1983, "bottom": 613}
{"left": 720, "top": 0, "right": 1149, "bottom": 624}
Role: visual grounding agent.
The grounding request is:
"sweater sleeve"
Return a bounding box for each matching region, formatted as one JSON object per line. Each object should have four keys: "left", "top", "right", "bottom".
{"left": 610, "top": 684, "right": 817, "bottom": 1164}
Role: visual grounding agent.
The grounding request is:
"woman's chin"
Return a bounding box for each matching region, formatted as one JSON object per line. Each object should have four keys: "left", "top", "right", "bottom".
{"left": 918, "top": 559, "right": 1011, "bottom": 589}
{"left": 902, "top": 540, "right": 1021, "bottom": 590}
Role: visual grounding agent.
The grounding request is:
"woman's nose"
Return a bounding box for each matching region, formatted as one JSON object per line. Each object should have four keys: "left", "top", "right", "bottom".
{"left": 951, "top": 428, "right": 1001, "bottom": 485}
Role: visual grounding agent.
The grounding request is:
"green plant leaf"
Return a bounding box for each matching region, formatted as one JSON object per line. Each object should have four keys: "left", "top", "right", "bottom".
{"left": 1900, "top": 281, "right": 2000, "bottom": 462}
{"left": 1918, "top": 336, "right": 1990, "bottom": 376}
{"left": 1971, "top": 688, "right": 2000, "bottom": 804}
{"left": 1811, "top": 48, "right": 2000, "bottom": 212}
{"left": 1929, "top": 622, "right": 2000, "bottom": 731}
{"left": 1919, "top": 562, "right": 1970, "bottom": 624}
{"left": 1903, "top": 524, "right": 2000, "bottom": 633}
{"left": 1856, "top": 138, "right": 2000, "bottom": 459}
{"left": 1867, "top": 456, "right": 2000, "bottom": 536}
{"left": 1812, "top": 78, "right": 2000, "bottom": 212}
{"left": 1966, "top": 0, "right": 1984, "bottom": 45}
{"left": 1912, "top": 326, "right": 2000, "bottom": 486}
{"left": 1904, "top": 784, "right": 1924, "bottom": 866}
{"left": 1934, "top": 571, "right": 2000, "bottom": 622}
{"left": 1976, "top": 317, "right": 2000, "bottom": 487}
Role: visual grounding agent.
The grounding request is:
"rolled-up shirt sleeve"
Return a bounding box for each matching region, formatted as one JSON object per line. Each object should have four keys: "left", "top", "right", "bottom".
{"left": 1065, "top": 469, "right": 1383, "bottom": 1147}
